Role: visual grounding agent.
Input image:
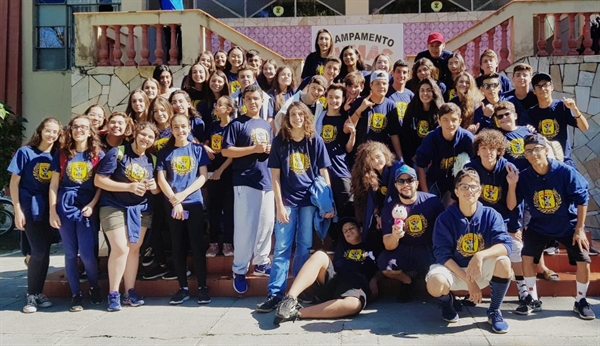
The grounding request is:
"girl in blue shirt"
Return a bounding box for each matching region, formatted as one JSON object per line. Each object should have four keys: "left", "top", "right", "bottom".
{"left": 49, "top": 115, "right": 104, "bottom": 312}
{"left": 95, "top": 121, "right": 160, "bottom": 311}
{"left": 204, "top": 96, "right": 236, "bottom": 257}
{"left": 170, "top": 90, "right": 205, "bottom": 143}
{"left": 257, "top": 101, "right": 333, "bottom": 312}
{"left": 125, "top": 89, "right": 150, "bottom": 123}
{"left": 224, "top": 46, "right": 245, "bottom": 94}
{"left": 8, "top": 118, "right": 62, "bottom": 313}
{"left": 150, "top": 96, "right": 174, "bottom": 150}
{"left": 99, "top": 111, "right": 133, "bottom": 152}
{"left": 268, "top": 66, "right": 296, "bottom": 116}
{"left": 197, "top": 70, "right": 230, "bottom": 121}
{"left": 157, "top": 113, "right": 212, "bottom": 305}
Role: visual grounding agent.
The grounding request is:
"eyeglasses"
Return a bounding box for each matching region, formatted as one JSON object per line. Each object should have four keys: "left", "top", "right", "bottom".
{"left": 482, "top": 83, "right": 500, "bottom": 90}
{"left": 523, "top": 146, "right": 546, "bottom": 157}
{"left": 534, "top": 82, "right": 552, "bottom": 90}
{"left": 495, "top": 111, "right": 512, "bottom": 120}
{"left": 457, "top": 183, "right": 481, "bottom": 192}
{"left": 395, "top": 178, "right": 416, "bottom": 185}
{"left": 71, "top": 125, "right": 89, "bottom": 132}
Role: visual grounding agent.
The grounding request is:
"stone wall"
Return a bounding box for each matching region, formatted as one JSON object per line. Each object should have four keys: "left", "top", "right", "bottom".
{"left": 71, "top": 55, "right": 600, "bottom": 229}
{"left": 505, "top": 55, "right": 600, "bottom": 229}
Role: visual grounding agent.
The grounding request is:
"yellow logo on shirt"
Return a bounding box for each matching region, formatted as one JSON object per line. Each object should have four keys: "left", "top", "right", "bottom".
{"left": 406, "top": 214, "right": 427, "bottom": 237}
{"left": 344, "top": 249, "right": 371, "bottom": 262}
{"left": 457, "top": 233, "right": 485, "bottom": 257}
{"left": 33, "top": 162, "right": 52, "bottom": 183}
{"left": 539, "top": 119, "right": 559, "bottom": 139}
{"left": 417, "top": 120, "right": 430, "bottom": 138}
{"left": 290, "top": 152, "right": 310, "bottom": 174}
{"left": 396, "top": 102, "right": 408, "bottom": 122}
{"left": 250, "top": 128, "right": 270, "bottom": 145}
{"left": 380, "top": 186, "right": 387, "bottom": 196}
{"left": 67, "top": 161, "right": 92, "bottom": 184}
{"left": 481, "top": 185, "right": 501, "bottom": 204}
{"left": 370, "top": 113, "right": 387, "bottom": 132}
{"left": 440, "top": 156, "right": 456, "bottom": 171}
{"left": 125, "top": 162, "right": 148, "bottom": 182}
{"left": 321, "top": 124, "right": 337, "bottom": 143}
{"left": 211, "top": 134, "right": 222, "bottom": 151}
{"left": 448, "top": 88, "right": 457, "bottom": 101}
{"left": 156, "top": 137, "right": 169, "bottom": 150}
{"left": 171, "top": 155, "right": 196, "bottom": 176}
{"left": 508, "top": 138, "right": 525, "bottom": 158}
{"left": 316, "top": 65, "right": 324, "bottom": 76}
{"left": 230, "top": 80, "right": 241, "bottom": 94}
{"left": 533, "top": 189, "right": 562, "bottom": 214}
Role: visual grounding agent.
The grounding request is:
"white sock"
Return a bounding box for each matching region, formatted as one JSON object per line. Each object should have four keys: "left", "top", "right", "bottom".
{"left": 576, "top": 281, "right": 589, "bottom": 302}
{"left": 524, "top": 276, "right": 538, "bottom": 300}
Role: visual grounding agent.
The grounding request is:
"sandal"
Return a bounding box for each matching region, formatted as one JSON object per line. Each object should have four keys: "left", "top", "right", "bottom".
{"left": 538, "top": 269, "right": 560, "bottom": 282}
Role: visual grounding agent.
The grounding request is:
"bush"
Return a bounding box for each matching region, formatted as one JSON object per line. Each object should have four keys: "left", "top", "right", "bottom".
{"left": 0, "top": 101, "right": 26, "bottom": 191}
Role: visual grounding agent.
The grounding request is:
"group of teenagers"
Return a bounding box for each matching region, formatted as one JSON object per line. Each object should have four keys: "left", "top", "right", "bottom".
{"left": 8, "top": 29, "right": 596, "bottom": 333}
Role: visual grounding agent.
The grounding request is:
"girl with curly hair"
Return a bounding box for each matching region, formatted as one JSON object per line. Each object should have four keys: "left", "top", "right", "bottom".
{"left": 49, "top": 115, "right": 104, "bottom": 312}
{"left": 350, "top": 141, "right": 403, "bottom": 254}
{"left": 256, "top": 101, "right": 332, "bottom": 312}
{"left": 9, "top": 117, "right": 62, "bottom": 313}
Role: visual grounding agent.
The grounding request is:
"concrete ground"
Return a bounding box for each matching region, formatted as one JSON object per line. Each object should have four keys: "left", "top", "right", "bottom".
{"left": 1, "top": 245, "right": 599, "bottom": 345}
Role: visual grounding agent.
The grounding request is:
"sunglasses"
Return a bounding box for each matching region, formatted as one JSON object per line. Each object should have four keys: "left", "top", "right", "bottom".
{"left": 495, "top": 111, "right": 512, "bottom": 120}
{"left": 395, "top": 177, "right": 416, "bottom": 185}
{"left": 482, "top": 83, "right": 499, "bottom": 90}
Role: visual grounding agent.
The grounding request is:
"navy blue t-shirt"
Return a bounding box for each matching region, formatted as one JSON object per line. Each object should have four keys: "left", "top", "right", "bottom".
{"left": 349, "top": 97, "right": 400, "bottom": 148}
{"left": 415, "top": 49, "right": 452, "bottom": 81}
{"left": 8, "top": 146, "right": 54, "bottom": 216}
{"left": 97, "top": 144, "right": 155, "bottom": 208}
{"left": 190, "top": 116, "right": 206, "bottom": 143}
{"left": 465, "top": 157, "right": 514, "bottom": 224}
{"left": 320, "top": 114, "right": 351, "bottom": 179}
{"left": 225, "top": 70, "right": 241, "bottom": 95}
{"left": 387, "top": 89, "right": 414, "bottom": 126}
{"left": 50, "top": 150, "right": 105, "bottom": 210}
{"left": 502, "top": 89, "right": 538, "bottom": 111}
{"left": 528, "top": 100, "right": 577, "bottom": 162}
{"left": 416, "top": 127, "right": 474, "bottom": 193}
{"left": 206, "top": 120, "right": 229, "bottom": 173}
{"left": 268, "top": 135, "right": 331, "bottom": 207}
{"left": 501, "top": 125, "right": 533, "bottom": 171}
{"left": 156, "top": 143, "right": 210, "bottom": 205}
{"left": 381, "top": 192, "right": 445, "bottom": 247}
{"left": 222, "top": 115, "right": 273, "bottom": 191}
{"left": 301, "top": 52, "right": 326, "bottom": 79}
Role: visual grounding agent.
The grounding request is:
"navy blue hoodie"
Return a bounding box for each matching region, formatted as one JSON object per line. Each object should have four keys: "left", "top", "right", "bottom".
{"left": 516, "top": 159, "right": 589, "bottom": 238}
{"left": 416, "top": 126, "right": 474, "bottom": 194}
{"left": 433, "top": 202, "right": 512, "bottom": 268}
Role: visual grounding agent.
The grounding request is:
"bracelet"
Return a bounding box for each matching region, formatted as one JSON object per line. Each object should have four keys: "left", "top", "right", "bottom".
{"left": 575, "top": 114, "right": 582, "bottom": 119}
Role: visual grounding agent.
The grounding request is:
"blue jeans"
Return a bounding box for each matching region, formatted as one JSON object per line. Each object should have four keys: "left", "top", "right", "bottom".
{"left": 58, "top": 216, "right": 99, "bottom": 296}
{"left": 267, "top": 205, "right": 316, "bottom": 298}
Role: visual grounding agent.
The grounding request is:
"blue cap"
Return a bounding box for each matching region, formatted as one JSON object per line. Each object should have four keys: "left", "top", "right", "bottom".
{"left": 394, "top": 165, "right": 417, "bottom": 181}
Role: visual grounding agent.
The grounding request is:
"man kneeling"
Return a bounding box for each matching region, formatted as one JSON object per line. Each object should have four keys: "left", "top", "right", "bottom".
{"left": 274, "top": 217, "right": 381, "bottom": 325}
{"left": 425, "top": 168, "right": 513, "bottom": 334}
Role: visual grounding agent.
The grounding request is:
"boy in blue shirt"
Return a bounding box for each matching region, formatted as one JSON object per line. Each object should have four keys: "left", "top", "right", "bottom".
{"left": 506, "top": 133, "right": 594, "bottom": 320}
{"left": 347, "top": 70, "right": 402, "bottom": 159}
{"left": 222, "top": 85, "right": 275, "bottom": 294}
{"left": 475, "top": 50, "right": 512, "bottom": 93}
{"left": 502, "top": 63, "right": 538, "bottom": 111}
{"left": 231, "top": 65, "right": 274, "bottom": 122}
{"left": 528, "top": 73, "right": 590, "bottom": 168}
{"left": 416, "top": 102, "right": 474, "bottom": 205}
{"left": 387, "top": 59, "right": 414, "bottom": 126}
{"left": 474, "top": 73, "right": 530, "bottom": 130}
{"left": 426, "top": 168, "right": 512, "bottom": 334}
{"left": 378, "top": 165, "right": 444, "bottom": 302}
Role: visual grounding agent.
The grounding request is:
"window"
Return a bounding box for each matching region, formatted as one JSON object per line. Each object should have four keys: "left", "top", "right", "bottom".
{"left": 35, "top": 0, "right": 121, "bottom": 71}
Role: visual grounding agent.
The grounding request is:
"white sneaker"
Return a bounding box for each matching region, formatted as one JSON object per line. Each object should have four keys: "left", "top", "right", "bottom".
{"left": 23, "top": 294, "right": 37, "bottom": 313}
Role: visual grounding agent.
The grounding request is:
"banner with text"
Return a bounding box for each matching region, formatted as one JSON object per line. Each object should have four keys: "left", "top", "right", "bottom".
{"left": 311, "top": 24, "right": 404, "bottom": 68}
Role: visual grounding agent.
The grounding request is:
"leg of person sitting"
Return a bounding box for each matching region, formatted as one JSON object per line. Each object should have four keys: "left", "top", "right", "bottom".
{"left": 297, "top": 296, "right": 362, "bottom": 319}
{"left": 287, "top": 251, "right": 331, "bottom": 298}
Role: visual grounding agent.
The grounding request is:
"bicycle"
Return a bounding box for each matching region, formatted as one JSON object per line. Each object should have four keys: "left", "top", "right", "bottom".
{"left": 0, "top": 191, "right": 15, "bottom": 237}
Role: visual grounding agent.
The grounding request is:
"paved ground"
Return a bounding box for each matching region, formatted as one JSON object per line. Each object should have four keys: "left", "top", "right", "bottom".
{"left": 1, "top": 245, "right": 599, "bottom": 345}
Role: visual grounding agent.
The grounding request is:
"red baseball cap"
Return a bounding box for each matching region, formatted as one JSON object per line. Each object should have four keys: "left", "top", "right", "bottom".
{"left": 427, "top": 32, "right": 445, "bottom": 44}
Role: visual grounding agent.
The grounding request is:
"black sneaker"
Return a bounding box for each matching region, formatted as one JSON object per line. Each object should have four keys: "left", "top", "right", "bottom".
{"left": 70, "top": 293, "right": 84, "bottom": 312}
{"left": 274, "top": 294, "right": 302, "bottom": 324}
{"left": 256, "top": 295, "right": 281, "bottom": 313}
{"left": 573, "top": 298, "right": 596, "bottom": 320}
{"left": 515, "top": 294, "right": 542, "bottom": 315}
{"left": 589, "top": 246, "right": 599, "bottom": 256}
{"left": 197, "top": 287, "right": 211, "bottom": 304}
{"left": 439, "top": 293, "right": 459, "bottom": 323}
{"left": 162, "top": 268, "right": 191, "bottom": 280}
{"left": 169, "top": 288, "right": 190, "bottom": 305}
{"left": 142, "top": 248, "right": 154, "bottom": 267}
{"left": 143, "top": 265, "right": 169, "bottom": 280}
{"left": 89, "top": 286, "right": 103, "bottom": 305}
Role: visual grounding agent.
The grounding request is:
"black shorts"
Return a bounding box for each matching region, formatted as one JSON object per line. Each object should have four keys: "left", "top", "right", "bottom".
{"left": 522, "top": 228, "right": 590, "bottom": 265}
{"left": 377, "top": 244, "right": 434, "bottom": 275}
{"left": 311, "top": 261, "right": 368, "bottom": 312}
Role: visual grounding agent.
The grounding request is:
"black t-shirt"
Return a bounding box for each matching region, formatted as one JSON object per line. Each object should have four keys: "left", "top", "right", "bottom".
{"left": 333, "top": 240, "right": 379, "bottom": 294}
